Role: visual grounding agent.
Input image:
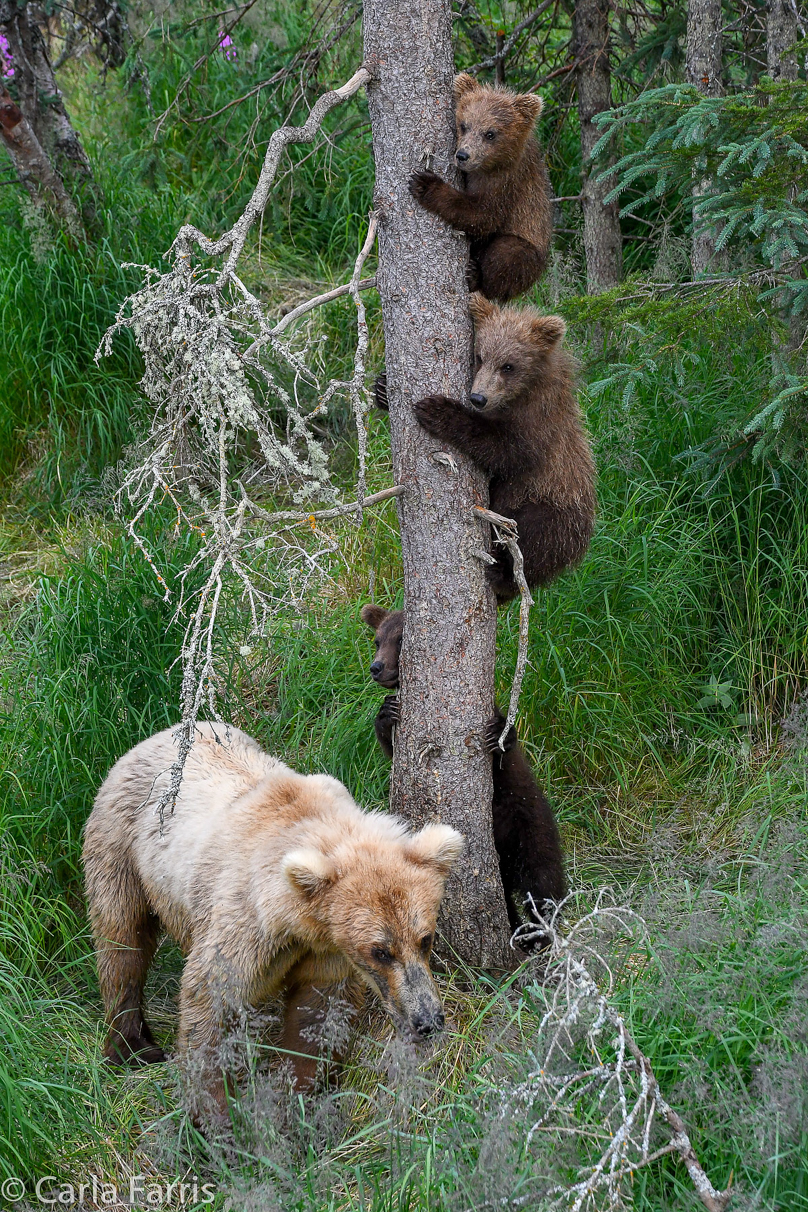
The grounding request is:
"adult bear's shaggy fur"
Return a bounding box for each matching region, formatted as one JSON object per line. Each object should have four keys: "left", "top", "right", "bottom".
{"left": 83, "top": 724, "right": 462, "bottom": 1122}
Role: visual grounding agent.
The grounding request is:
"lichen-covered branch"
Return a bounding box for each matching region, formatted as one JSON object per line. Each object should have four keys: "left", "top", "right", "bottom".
{"left": 511, "top": 894, "right": 731, "bottom": 1212}
{"left": 96, "top": 69, "right": 384, "bottom": 817}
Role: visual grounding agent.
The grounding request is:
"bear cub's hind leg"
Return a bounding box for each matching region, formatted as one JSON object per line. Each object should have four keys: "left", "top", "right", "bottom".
{"left": 486, "top": 711, "right": 566, "bottom": 951}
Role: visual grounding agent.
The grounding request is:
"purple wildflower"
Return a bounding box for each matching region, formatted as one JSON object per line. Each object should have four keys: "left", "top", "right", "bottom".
{"left": 0, "top": 32, "right": 14, "bottom": 79}
{"left": 218, "top": 31, "right": 237, "bottom": 62}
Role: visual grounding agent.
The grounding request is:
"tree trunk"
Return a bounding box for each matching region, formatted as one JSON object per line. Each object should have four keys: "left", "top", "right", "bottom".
{"left": 573, "top": 0, "right": 622, "bottom": 293}
{"left": 0, "top": 86, "right": 83, "bottom": 232}
{"left": 767, "top": 5, "right": 803, "bottom": 349}
{"left": 767, "top": 0, "right": 799, "bottom": 81}
{"left": 686, "top": 0, "right": 724, "bottom": 276}
{"left": 0, "top": 0, "right": 96, "bottom": 228}
{"left": 364, "top": 0, "right": 513, "bottom": 970}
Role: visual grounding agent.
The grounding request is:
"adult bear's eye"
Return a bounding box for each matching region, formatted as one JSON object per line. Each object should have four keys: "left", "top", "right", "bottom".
{"left": 485, "top": 129, "right": 497, "bottom": 141}
{"left": 372, "top": 946, "right": 394, "bottom": 966}
{"left": 420, "top": 934, "right": 433, "bottom": 953}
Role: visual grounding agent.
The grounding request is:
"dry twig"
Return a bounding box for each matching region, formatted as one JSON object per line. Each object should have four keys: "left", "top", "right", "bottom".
{"left": 474, "top": 505, "right": 534, "bottom": 748}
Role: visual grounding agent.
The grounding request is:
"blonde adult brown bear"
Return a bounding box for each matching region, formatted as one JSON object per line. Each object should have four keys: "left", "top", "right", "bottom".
{"left": 83, "top": 723, "right": 463, "bottom": 1122}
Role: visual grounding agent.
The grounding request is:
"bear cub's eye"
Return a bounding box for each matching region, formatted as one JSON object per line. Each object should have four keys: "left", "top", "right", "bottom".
{"left": 372, "top": 946, "right": 394, "bottom": 965}
{"left": 459, "top": 123, "right": 467, "bottom": 134}
{"left": 484, "top": 129, "right": 497, "bottom": 141}
{"left": 501, "top": 363, "right": 514, "bottom": 374}
{"left": 420, "top": 934, "right": 433, "bottom": 954}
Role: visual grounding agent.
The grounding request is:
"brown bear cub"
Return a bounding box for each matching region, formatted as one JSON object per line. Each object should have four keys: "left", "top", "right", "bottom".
{"left": 413, "top": 294, "right": 596, "bottom": 603}
{"left": 409, "top": 72, "right": 552, "bottom": 302}
{"left": 83, "top": 723, "right": 462, "bottom": 1123}
{"left": 361, "top": 605, "right": 566, "bottom": 946}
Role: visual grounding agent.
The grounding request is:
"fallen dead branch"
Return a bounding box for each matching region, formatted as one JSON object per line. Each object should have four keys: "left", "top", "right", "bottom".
{"left": 511, "top": 893, "right": 732, "bottom": 1212}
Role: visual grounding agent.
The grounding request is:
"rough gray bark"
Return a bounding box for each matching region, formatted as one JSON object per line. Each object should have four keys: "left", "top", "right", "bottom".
{"left": 767, "top": 0, "right": 799, "bottom": 81}
{"left": 686, "top": 0, "right": 724, "bottom": 276}
{"left": 0, "top": 0, "right": 96, "bottom": 228}
{"left": 573, "top": 0, "right": 622, "bottom": 293}
{"left": 0, "top": 86, "right": 83, "bottom": 231}
{"left": 364, "top": 0, "right": 512, "bottom": 969}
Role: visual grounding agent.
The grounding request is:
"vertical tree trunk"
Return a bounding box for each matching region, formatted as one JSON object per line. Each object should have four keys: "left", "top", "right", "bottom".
{"left": 767, "top": 4, "right": 803, "bottom": 349}
{"left": 364, "top": 0, "right": 513, "bottom": 969}
{"left": 767, "top": 0, "right": 799, "bottom": 81}
{"left": 573, "top": 0, "right": 622, "bottom": 293}
{"left": 0, "top": 0, "right": 95, "bottom": 229}
{"left": 0, "top": 86, "right": 83, "bottom": 230}
{"left": 686, "top": 0, "right": 724, "bottom": 276}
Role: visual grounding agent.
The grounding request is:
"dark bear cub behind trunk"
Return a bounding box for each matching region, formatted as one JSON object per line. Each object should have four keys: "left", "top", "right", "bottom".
{"left": 360, "top": 605, "right": 566, "bottom": 946}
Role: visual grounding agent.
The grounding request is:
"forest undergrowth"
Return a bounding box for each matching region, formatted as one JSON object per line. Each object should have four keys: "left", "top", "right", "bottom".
{"left": 0, "top": 4, "right": 806, "bottom": 1208}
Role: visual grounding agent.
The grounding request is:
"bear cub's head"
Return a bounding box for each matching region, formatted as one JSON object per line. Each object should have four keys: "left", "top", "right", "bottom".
{"left": 283, "top": 821, "right": 463, "bottom": 1039}
{"left": 453, "top": 72, "right": 543, "bottom": 174}
{"left": 468, "top": 294, "right": 567, "bottom": 414}
{"left": 361, "top": 604, "right": 403, "bottom": 689}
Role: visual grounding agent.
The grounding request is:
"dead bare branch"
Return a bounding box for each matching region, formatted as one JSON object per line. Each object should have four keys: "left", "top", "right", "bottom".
{"left": 474, "top": 505, "right": 534, "bottom": 748}
{"left": 97, "top": 68, "right": 380, "bottom": 819}
{"left": 511, "top": 893, "right": 732, "bottom": 1212}
{"left": 467, "top": 0, "right": 557, "bottom": 75}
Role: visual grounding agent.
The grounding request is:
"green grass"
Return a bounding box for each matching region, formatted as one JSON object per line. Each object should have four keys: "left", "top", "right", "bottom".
{"left": 1, "top": 367, "right": 807, "bottom": 1204}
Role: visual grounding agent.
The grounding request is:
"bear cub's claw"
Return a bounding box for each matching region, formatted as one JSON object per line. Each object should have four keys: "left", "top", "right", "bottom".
{"left": 374, "top": 373, "right": 389, "bottom": 412}
{"left": 378, "top": 695, "right": 400, "bottom": 724}
{"left": 413, "top": 395, "right": 456, "bottom": 434}
{"left": 409, "top": 170, "right": 443, "bottom": 205}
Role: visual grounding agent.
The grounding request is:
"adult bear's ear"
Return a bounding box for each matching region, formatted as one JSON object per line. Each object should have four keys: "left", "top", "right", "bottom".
{"left": 454, "top": 72, "right": 479, "bottom": 101}
{"left": 406, "top": 824, "right": 465, "bottom": 875}
{"left": 468, "top": 292, "right": 496, "bottom": 327}
{"left": 282, "top": 848, "right": 337, "bottom": 898}
{"left": 528, "top": 313, "right": 566, "bottom": 353}
{"left": 361, "top": 603, "right": 388, "bottom": 631}
{"left": 512, "top": 93, "right": 544, "bottom": 126}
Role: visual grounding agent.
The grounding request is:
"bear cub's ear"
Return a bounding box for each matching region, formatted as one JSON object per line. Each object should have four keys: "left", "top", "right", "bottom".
{"left": 528, "top": 313, "right": 566, "bottom": 353}
{"left": 453, "top": 72, "right": 480, "bottom": 101}
{"left": 361, "top": 604, "right": 388, "bottom": 631}
{"left": 407, "top": 824, "right": 465, "bottom": 874}
{"left": 512, "top": 93, "right": 544, "bottom": 126}
{"left": 283, "top": 848, "right": 337, "bottom": 898}
{"left": 468, "top": 292, "right": 497, "bottom": 327}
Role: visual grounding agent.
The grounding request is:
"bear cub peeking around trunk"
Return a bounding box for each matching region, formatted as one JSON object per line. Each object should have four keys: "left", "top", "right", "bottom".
{"left": 409, "top": 72, "right": 552, "bottom": 302}
{"left": 413, "top": 294, "right": 596, "bottom": 603}
{"left": 84, "top": 724, "right": 462, "bottom": 1124}
{"left": 361, "top": 605, "right": 566, "bottom": 946}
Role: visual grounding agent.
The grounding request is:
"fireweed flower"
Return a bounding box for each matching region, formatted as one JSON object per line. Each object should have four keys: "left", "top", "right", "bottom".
{"left": 0, "top": 32, "right": 14, "bottom": 78}
{"left": 218, "top": 31, "right": 237, "bottom": 61}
